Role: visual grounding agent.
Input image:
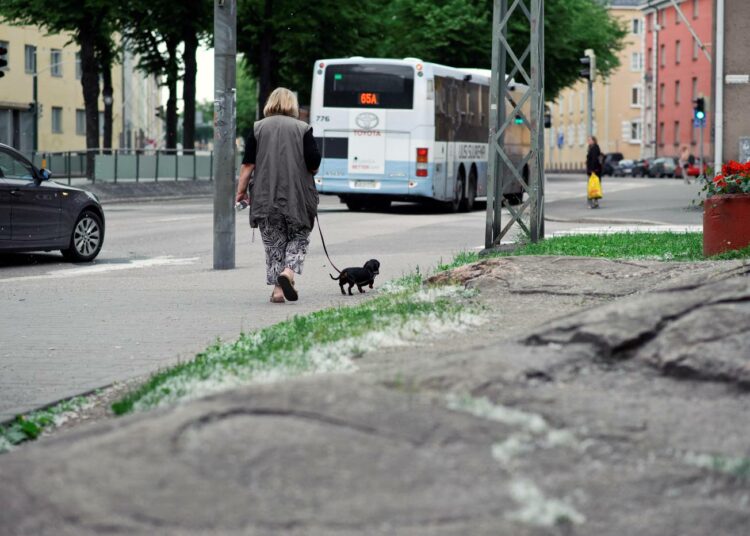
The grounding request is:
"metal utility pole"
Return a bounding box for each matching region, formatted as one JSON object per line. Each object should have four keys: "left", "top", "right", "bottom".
{"left": 581, "top": 49, "right": 596, "bottom": 139}
{"left": 486, "top": 0, "right": 545, "bottom": 248}
{"left": 213, "top": 0, "right": 237, "bottom": 270}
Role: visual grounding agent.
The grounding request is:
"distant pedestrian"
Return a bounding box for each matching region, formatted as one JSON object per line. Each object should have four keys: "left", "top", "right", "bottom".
{"left": 235, "top": 88, "right": 321, "bottom": 303}
{"left": 586, "top": 136, "right": 602, "bottom": 178}
{"left": 586, "top": 136, "right": 603, "bottom": 208}
{"left": 679, "top": 145, "right": 692, "bottom": 184}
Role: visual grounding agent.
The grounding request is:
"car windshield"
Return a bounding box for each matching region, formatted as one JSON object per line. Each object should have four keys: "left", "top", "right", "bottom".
{"left": 620, "top": 160, "right": 634, "bottom": 166}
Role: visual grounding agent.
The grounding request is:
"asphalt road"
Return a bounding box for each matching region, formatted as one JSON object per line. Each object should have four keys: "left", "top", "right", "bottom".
{"left": 0, "top": 174, "right": 703, "bottom": 420}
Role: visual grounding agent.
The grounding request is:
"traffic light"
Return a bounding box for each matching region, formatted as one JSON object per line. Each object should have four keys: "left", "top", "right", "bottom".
{"left": 0, "top": 46, "right": 8, "bottom": 78}
{"left": 694, "top": 97, "right": 705, "bottom": 121}
{"left": 579, "top": 48, "right": 596, "bottom": 81}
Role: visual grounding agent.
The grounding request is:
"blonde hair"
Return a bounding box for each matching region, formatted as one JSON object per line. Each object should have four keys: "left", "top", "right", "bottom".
{"left": 263, "top": 87, "right": 299, "bottom": 118}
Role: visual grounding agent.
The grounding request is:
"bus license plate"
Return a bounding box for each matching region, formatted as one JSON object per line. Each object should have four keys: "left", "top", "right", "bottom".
{"left": 353, "top": 180, "right": 379, "bottom": 189}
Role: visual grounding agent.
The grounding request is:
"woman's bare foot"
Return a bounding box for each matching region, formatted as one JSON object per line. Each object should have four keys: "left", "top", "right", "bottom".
{"left": 270, "top": 285, "right": 285, "bottom": 303}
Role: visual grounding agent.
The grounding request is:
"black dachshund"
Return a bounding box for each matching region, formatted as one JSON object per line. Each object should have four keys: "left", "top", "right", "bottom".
{"left": 330, "top": 259, "right": 381, "bottom": 296}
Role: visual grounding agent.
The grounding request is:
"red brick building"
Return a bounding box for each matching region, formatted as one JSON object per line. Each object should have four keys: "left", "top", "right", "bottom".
{"left": 642, "top": 0, "right": 713, "bottom": 161}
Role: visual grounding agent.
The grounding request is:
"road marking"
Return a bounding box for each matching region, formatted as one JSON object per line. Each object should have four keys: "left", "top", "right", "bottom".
{"left": 154, "top": 215, "right": 205, "bottom": 223}
{"left": 0, "top": 256, "right": 199, "bottom": 284}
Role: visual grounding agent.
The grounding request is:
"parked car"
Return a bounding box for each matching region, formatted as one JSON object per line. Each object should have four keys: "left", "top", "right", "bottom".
{"left": 612, "top": 159, "right": 636, "bottom": 177}
{"left": 648, "top": 157, "right": 683, "bottom": 178}
{"left": 601, "top": 152, "right": 624, "bottom": 176}
{"left": 686, "top": 161, "right": 709, "bottom": 177}
{"left": 0, "top": 143, "right": 105, "bottom": 261}
{"left": 632, "top": 158, "right": 652, "bottom": 177}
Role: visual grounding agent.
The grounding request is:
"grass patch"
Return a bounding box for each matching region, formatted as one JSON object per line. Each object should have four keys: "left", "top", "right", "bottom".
{"left": 0, "top": 396, "right": 90, "bottom": 453}
{"left": 437, "top": 232, "right": 750, "bottom": 272}
{"left": 112, "top": 273, "right": 479, "bottom": 415}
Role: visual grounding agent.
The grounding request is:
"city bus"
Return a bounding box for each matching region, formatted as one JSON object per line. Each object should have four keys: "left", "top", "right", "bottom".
{"left": 309, "top": 57, "right": 530, "bottom": 211}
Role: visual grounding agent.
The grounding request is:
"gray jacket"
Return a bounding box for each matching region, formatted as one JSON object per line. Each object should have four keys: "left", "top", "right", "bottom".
{"left": 249, "top": 115, "right": 319, "bottom": 230}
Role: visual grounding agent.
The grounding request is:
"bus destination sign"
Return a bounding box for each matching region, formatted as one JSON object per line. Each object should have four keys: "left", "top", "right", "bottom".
{"left": 359, "top": 92, "right": 380, "bottom": 106}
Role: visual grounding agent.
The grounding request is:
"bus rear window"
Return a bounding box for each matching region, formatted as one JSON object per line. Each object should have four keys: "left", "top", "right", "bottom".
{"left": 324, "top": 64, "right": 414, "bottom": 109}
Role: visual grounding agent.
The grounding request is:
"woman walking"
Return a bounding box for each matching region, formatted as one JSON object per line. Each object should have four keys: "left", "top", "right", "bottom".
{"left": 585, "top": 136, "right": 603, "bottom": 208}
{"left": 236, "top": 88, "right": 321, "bottom": 303}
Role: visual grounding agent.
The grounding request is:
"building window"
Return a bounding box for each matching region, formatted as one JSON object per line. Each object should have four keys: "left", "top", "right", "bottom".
{"left": 630, "top": 121, "right": 642, "bottom": 143}
{"left": 633, "top": 18, "right": 642, "bottom": 35}
{"left": 631, "top": 52, "right": 643, "bottom": 71}
{"left": 660, "top": 45, "right": 666, "bottom": 67}
{"left": 659, "top": 122, "right": 665, "bottom": 146}
{"left": 579, "top": 92, "right": 585, "bottom": 113}
{"left": 675, "top": 80, "right": 681, "bottom": 104}
{"left": 569, "top": 94, "right": 574, "bottom": 114}
{"left": 578, "top": 123, "right": 585, "bottom": 146}
{"left": 51, "top": 107, "right": 63, "bottom": 134}
{"left": 631, "top": 86, "right": 643, "bottom": 107}
{"left": 76, "top": 109, "right": 85, "bottom": 136}
{"left": 692, "top": 77, "right": 698, "bottom": 101}
{"left": 99, "top": 111, "right": 104, "bottom": 137}
{"left": 567, "top": 125, "right": 574, "bottom": 147}
{"left": 659, "top": 8, "right": 666, "bottom": 28}
{"left": 558, "top": 99, "right": 564, "bottom": 116}
{"left": 0, "top": 42, "right": 8, "bottom": 75}
{"left": 75, "top": 52, "right": 82, "bottom": 80}
{"left": 675, "top": 40, "right": 681, "bottom": 64}
{"left": 660, "top": 83, "right": 665, "bottom": 106}
{"left": 675, "top": 7, "right": 681, "bottom": 24}
{"left": 693, "top": 0, "right": 699, "bottom": 18}
{"left": 50, "top": 49, "right": 62, "bottom": 77}
{"left": 24, "top": 45, "right": 36, "bottom": 74}
{"left": 693, "top": 38, "right": 700, "bottom": 61}
{"left": 674, "top": 121, "right": 680, "bottom": 146}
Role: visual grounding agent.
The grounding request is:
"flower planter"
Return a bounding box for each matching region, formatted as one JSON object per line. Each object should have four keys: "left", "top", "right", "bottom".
{"left": 703, "top": 194, "right": 750, "bottom": 256}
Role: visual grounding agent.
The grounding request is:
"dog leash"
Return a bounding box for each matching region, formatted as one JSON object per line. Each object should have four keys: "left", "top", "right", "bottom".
{"left": 315, "top": 214, "right": 341, "bottom": 274}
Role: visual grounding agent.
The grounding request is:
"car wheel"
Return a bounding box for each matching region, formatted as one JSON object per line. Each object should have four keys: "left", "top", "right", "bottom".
{"left": 62, "top": 210, "right": 104, "bottom": 262}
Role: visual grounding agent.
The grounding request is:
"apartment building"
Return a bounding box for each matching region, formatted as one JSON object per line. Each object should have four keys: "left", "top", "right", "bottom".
{"left": 642, "top": 0, "right": 713, "bottom": 160}
{"left": 0, "top": 23, "right": 162, "bottom": 155}
{"left": 546, "top": 0, "right": 645, "bottom": 170}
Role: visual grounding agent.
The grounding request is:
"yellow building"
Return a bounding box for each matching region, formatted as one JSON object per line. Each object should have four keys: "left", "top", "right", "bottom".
{"left": 0, "top": 23, "right": 162, "bottom": 156}
{"left": 546, "top": 0, "right": 645, "bottom": 170}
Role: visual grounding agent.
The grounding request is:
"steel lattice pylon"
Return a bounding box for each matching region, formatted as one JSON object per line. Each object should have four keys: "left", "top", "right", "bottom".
{"left": 486, "top": 0, "right": 545, "bottom": 248}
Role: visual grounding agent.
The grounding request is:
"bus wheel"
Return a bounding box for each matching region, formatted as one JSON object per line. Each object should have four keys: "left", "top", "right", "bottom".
{"left": 504, "top": 192, "right": 523, "bottom": 206}
{"left": 365, "top": 198, "right": 391, "bottom": 211}
{"left": 447, "top": 177, "right": 464, "bottom": 213}
{"left": 345, "top": 199, "right": 366, "bottom": 211}
{"left": 460, "top": 171, "right": 477, "bottom": 212}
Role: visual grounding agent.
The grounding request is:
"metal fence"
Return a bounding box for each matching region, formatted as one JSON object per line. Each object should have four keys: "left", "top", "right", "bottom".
{"left": 28, "top": 149, "right": 242, "bottom": 185}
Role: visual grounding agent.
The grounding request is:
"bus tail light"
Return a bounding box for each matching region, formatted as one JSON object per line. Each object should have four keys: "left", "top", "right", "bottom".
{"left": 416, "top": 148, "right": 428, "bottom": 177}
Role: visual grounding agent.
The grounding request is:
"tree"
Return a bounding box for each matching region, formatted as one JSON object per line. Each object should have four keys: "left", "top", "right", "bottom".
{"left": 378, "top": 0, "right": 626, "bottom": 100}
{"left": 180, "top": 0, "right": 212, "bottom": 151}
{"left": 0, "top": 0, "right": 118, "bottom": 177}
{"left": 236, "top": 58, "right": 258, "bottom": 140}
{"left": 237, "top": 0, "right": 382, "bottom": 110}
{"left": 120, "top": 1, "right": 182, "bottom": 149}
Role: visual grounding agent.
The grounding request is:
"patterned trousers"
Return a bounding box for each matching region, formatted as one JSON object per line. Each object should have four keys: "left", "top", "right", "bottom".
{"left": 258, "top": 214, "right": 311, "bottom": 285}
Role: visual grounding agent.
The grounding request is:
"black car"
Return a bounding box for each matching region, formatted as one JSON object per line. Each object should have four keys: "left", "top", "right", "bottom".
{"left": 612, "top": 159, "right": 636, "bottom": 177}
{"left": 602, "top": 152, "right": 624, "bottom": 176}
{"left": 0, "top": 143, "right": 105, "bottom": 261}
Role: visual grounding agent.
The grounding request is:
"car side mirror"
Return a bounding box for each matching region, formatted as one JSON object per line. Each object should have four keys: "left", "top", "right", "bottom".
{"left": 39, "top": 168, "right": 52, "bottom": 181}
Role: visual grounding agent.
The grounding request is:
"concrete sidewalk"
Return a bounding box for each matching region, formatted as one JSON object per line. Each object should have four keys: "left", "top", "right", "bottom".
{"left": 1, "top": 255, "right": 748, "bottom": 535}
